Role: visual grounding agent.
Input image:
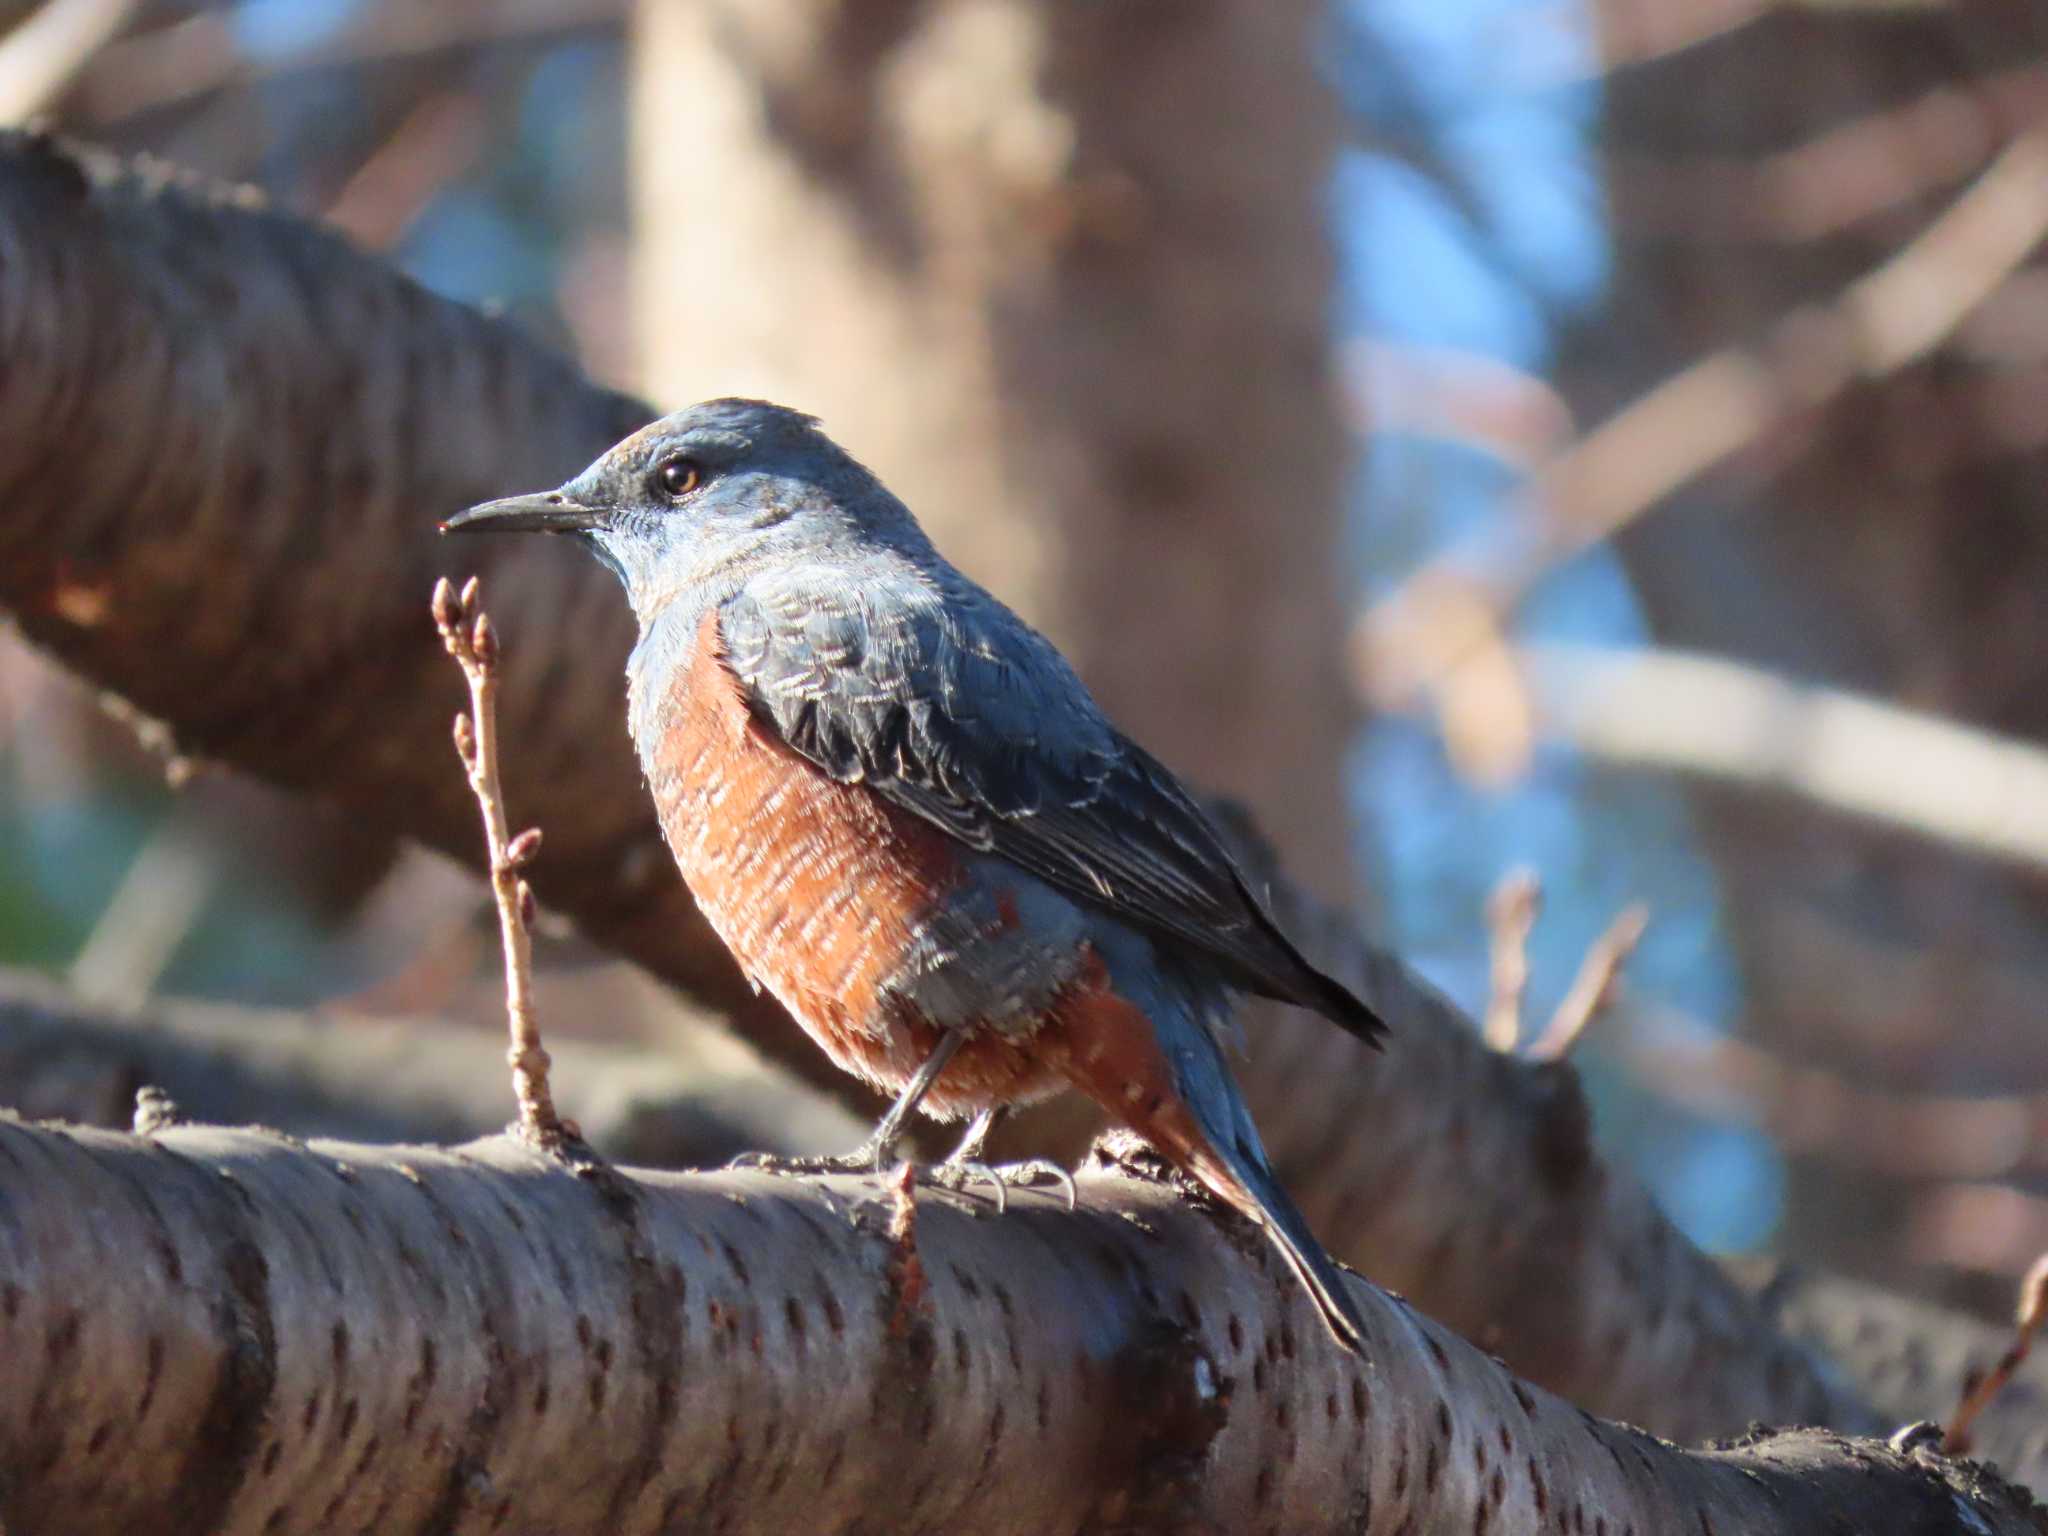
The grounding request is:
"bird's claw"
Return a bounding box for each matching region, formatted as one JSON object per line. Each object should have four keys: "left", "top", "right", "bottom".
{"left": 926, "top": 1157, "right": 1079, "bottom": 1213}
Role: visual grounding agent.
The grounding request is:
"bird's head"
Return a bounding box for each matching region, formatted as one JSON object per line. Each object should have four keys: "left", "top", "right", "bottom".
{"left": 441, "top": 398, "right": 914, "bottom": 623}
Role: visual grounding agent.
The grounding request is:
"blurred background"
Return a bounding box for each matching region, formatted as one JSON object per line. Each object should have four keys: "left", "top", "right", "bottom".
{"left": 3, "top": 0, "right": 2046, "bottom": 1323}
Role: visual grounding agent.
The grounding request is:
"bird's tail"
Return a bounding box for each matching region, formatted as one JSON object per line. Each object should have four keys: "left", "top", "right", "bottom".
{"left": 1062, "top": 953, "right": 1370, "bottom": 1353}
{"left": 1190, "top": 1118, "right": 1369, "bottom": 1356}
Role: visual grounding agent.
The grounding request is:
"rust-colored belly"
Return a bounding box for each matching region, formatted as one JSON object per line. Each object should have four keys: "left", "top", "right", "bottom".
{"left": 646, "top": 612, "right": 1069, "bottom": 1115}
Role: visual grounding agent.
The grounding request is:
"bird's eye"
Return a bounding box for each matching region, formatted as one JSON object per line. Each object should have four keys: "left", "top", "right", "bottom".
{"left": 654, "top": 456, "right": 702, "bottom": 499}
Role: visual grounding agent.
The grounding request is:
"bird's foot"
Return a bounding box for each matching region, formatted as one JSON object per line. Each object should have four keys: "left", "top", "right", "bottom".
{"left": 925, "top": 1157, "right": 1079, "bottom": 1214}
{"left": 726, "top": 1140, "right": 897, "bottom": 1178}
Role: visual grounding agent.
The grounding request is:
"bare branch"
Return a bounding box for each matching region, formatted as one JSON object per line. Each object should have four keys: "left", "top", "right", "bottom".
{"left": 1605, "top": 62, "right": 2048, "bottom": 243}
{"left": 322, "top": 88, "right": 490, "bottom": 252}
{"left": 433, "top": 576, "right": 566, "bottom": 1151}
{"left": 0, "top": 1116, "right": 2035, "bottom": 1535}
{"left": 1480, "top": 871, "right": 1646, "bottom": 1061}
{"left": 1947, "top": 1254, "right": 2048, "bottom": 1455}
{"left": 1524, "top": 902, "right": 1649, "bottom": 1062}
{"left": 65, "top": 812, "right": 217, "bottom": 1004}
{"left": 1587, "top": 0, "right": 1975, "bottom": 82}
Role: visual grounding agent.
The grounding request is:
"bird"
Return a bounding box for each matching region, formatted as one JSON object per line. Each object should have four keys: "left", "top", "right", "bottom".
{"left": 443, "top": 398, "right": 1386, "bottom": 1352}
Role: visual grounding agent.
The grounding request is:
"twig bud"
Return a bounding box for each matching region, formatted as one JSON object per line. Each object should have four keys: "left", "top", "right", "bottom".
{"left": 453, "top": 711, "right": 476, "bottom": 764}
{"left": 460, "top": 574, "right": 481, "bottom": 612}
{"left": 431, "top": 577, "right": 459, "bottom": 634}
{"left": 472, "top": 612, "right": 498, "bottom": 667}
{"left": 506, "top": 827, "right": 543, "bottom": 866}
{"left": 517, "top": 879, "right": 538, "bottom": 928}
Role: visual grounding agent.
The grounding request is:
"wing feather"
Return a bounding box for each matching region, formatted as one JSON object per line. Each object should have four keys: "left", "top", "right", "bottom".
{"left": 718, "top": 566, "right": 1383, "bottom": 1044}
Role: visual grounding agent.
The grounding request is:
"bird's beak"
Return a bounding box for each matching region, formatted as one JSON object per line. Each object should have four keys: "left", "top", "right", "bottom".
{"left": 440, "top": 491, "right": 604, "bottom": 535}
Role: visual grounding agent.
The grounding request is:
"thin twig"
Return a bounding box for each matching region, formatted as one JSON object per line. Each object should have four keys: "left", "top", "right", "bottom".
{"left": 1526, "top": 903, "right": 1649, "bottom": 1062}
{"left": 1482, "top": 869, "right": 1541, "bottom": 1053}
{"left": 1944, "top": 1252, "right": 2048, "bottom": 1454}
{"left": 432, "top": 575, "right": 568, "bottom": 1151}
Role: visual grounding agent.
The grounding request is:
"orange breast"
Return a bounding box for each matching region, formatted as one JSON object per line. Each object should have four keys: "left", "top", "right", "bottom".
{"left": 647, "top": 610, "right": 1070, "bottom": 1115}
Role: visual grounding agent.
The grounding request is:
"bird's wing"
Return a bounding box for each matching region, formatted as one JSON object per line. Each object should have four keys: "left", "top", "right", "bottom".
{"left": 717, "top": 566, "right": 1383, "bottom": 1044}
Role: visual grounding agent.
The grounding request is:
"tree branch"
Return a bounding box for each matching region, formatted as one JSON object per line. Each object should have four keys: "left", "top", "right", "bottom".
{"left": 0, "top": 1116, "right": 2036, "bottom": 1536}
{"left": 434, "top": 574, "right": 566, "bottom": 1149}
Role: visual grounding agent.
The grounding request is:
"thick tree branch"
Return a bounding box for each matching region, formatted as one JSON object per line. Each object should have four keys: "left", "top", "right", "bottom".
{"left": 0, "top": 1116, "right": 2036, "bottom": 1536}
{"left": 0, "top": 129, "right": 1879, "bottom": 1441}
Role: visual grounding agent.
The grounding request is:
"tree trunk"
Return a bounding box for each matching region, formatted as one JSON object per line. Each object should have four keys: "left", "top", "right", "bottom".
{"left": 629, "top": 0, "right": 1355, "bottom": 887}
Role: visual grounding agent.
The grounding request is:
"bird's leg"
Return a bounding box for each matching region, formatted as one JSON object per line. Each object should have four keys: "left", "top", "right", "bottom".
{"left": 947, "top": 1107, "right": 1004, "bottom": 1164}
{"left": 729, "top": 1030, "right": 966, "bottom": 1176}
{"left": 856, "top": 1028, "right": 965, "bottom": 1166}
{"left": 925, "top": 1105, "right": 1080, "bottom": 1212}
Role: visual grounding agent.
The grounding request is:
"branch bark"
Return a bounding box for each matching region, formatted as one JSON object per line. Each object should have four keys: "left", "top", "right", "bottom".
{"left": 0, "top": 1116, "right": 2035, "bottom": 1536}
{"left": 0, "top": 129, "right": 1874, "bottom": 1442}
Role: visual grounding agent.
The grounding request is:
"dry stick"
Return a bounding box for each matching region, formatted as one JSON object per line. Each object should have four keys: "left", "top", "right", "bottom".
{"left": 1525, "top": 902, "right": 1650, "bottom": 1062}
{"left": 1482, "top": 868, "right": 1541, "bottom": 1052}
{"left": 1946, "top": 1252, "right": 2048, "bottom": 1454}
{"left": 432, "top": 575, "right": 567, "bottom": 1150}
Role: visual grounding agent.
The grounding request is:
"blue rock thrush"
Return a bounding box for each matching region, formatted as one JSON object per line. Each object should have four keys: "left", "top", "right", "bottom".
{"left": 444, "top": 398, "right": 1385, "bottom": 1351}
